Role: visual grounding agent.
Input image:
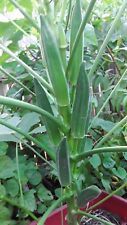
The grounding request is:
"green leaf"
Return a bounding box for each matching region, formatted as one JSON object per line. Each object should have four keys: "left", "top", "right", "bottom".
{"left": 69, "top": 0, "right": 83, "bottom": 85}
{"left": 71, "top": 62, "right": 89, "bottom": 138}
{"left": 40, "top": 15, "right": 69, "bottom": 107}
{"left": 5, "top": 178, "right": 19, "bottom": 197}
{"left": 57, "top": 23, "right": 67, "bottom": 71}
{"left": 90, "top": 154, "right": 101, "bottom": 169}
{"left": 112, "top": 167, "right": 126, "bottom": 179}
{"left": 101, "top": 178, "right": 111, "bottom": 192}
{"left": 103, "top": 156, "right": 115, "bottom": 169}
{"left": 84, "top": 23, "right": 98, "bottom": 47}
{"left": 56, "top": 138, "right": 71, "bottom": 186}
{"left": 92, "top": 118, "right": 115, "bottom": 132}
{"left": 0, "top": 185, "right": 6, "bottom": 198}
{"left": 0, "top": 156, "right": 15, "bottom": 179}
{"left": 37, "top": 185, "right": 53, "bottom": 202}
{"left": 0, "top": 142, "right": 8, "bottom": 156}
{"left": 18, "top": 112, "right": 40, "bottom": 133}
{"left": 34, "top": 79, "right": 61, "bottom": 145}
{"left": 24, "top": 190, "right": 36, "bottom": 212}
{"left": 77, "top": 185, "right": 101, "bottom": 208}
{"left": 27, "top": 171, "right": 42, "bottom": 186}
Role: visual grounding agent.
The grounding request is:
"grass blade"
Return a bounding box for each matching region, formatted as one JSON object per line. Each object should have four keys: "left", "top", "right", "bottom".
{"left": 68, "top": 0, "right": 83, "bottom": 85}
{"left": 71, "top": 63, "right": 89, "bottom": 138}
{"left": 34, "top": 79, "right": 61, "bottom": 145}
{"left": 40, "top": 15, "right": 70, "bottom": 107}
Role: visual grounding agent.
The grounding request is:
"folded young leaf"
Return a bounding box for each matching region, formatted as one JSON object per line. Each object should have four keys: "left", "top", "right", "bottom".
{"left": 71, "top": 62, "right": 89, "bottom": 138}
{"left": 68, "top": 0, "right": 83, "bottom": 85}
{"left": 34, "top": 79, "right": 61, "bottom": 145}
{"left": 56, "top": 138, "right": 71, "bottom": 186}
{"left": 77, "top": 185, "right": 101, "bottom": 208}
{"left": 40, "top": 15, "right": 69, "bottom": 107}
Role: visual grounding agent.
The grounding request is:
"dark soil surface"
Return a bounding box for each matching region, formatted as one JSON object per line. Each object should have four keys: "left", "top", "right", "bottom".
{"left": 80, "top": 209, "right": 121, "bottom": 225}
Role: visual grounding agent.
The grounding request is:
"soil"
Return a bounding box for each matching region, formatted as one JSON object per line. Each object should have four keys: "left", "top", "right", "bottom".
{"left": 80, "top": 209, "right": 121, "bottom": 225}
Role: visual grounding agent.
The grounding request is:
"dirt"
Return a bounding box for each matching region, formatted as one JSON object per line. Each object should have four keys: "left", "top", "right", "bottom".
{"left": 80, "top": 209, "right": 121, "bottom": 225}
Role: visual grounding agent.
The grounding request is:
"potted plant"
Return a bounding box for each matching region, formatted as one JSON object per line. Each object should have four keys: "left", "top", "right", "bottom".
{"left": 0, "top": 0, "right": 127, "bottom": 225}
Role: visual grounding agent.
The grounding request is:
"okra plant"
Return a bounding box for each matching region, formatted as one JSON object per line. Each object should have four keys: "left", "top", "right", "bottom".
{"left": 0, "top": 0, "right": 127, "bottom": 225}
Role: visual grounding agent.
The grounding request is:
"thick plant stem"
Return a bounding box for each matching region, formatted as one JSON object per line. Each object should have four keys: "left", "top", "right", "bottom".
{"left": 66, "top": 0, "right": 96, "bottom": 77}
{"left": 9, "top": 0, "right": 39, "bottom": 31}
{"left": 72, "top": 146, "right": 127, "bottom": 162}
{"left": 0, "top": 119, "right": 55, "bottom": 160}
{"left": 0, "top": 44, "right": 53, "bottom": 93}
{"left": 67, "top": 195, "right": 78, "bottom": 225}
{"left": 88, "top": 0, "right": 127, "bottom": 80}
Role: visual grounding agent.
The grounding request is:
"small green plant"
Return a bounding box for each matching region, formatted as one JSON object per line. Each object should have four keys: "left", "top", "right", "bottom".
{"left": 0, "top": 0, "right": 127, "bottom": 225}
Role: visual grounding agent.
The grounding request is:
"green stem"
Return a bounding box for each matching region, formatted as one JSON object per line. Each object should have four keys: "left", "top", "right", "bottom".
{"left": 77, "top": 210, "right": 114, "bottom": 225}
{"left": 65, "top": 0, "right": 72, "bottom": 32}
{"left": 0, "top": 44, "right": 53, "bottom": 93}
{"left": 0, "top": 96, "right": 61, "bottom": 127}
{"left": 0, "top": 119, "right": 55, "bottom": 160}
{"left": 1, "top": 196, "right": 38, "bottom": 221}
{"left": 72, "top": 146, "right": 127, "bottom": 162}
{"left": 66, "top": 0, "right": 96, "bottom": 76}
{"left": 38, "top": 194, "right": 70, "bottom": 225}
{"left": 16, "top": 144, "right": 24, "bottom": 205}
{"left": 9, "top": 0, "right": 39, "bottom": 31}
{"left": 95, "top": 115, "right": 127, "bottom": 148}
{"left": 86, "top": 182, "right": 127, "bottom": 212}
{"left": 89, "top": 68, "right": 127, "bottom": 130}
{"left": 60, "top": 0, "right": 67, "bottom": 22}
{"left": 0, "top": 67, "right": 35, "bottom": 96}
{"left": 88, "top": 0, "right": 127, "bottom": 80}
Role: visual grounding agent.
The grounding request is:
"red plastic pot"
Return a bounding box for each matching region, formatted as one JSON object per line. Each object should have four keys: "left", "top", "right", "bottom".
{"left": 29, "top": 191, "right": 127, "bottom": 225}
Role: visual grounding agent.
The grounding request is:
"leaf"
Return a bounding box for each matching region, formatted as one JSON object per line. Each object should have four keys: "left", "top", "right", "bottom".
{"left": 84, "top": 24, "right": 98, "bottom": 47}
{"left": 34, "top": 79, "right": 61, "bottom": 145}
{"left": 27, "top": 171, "right": 42, "bottom": 186}
{"left": 77, "top": 185, "right": 101, "bottom": 208}
{"left": 71, "top": 62, "right": 89, "bottom": 138}
{"left": 92, "top": 118, "right": 115, "bottom": 132}
{"left": 90, "top": 154, "right": 101, "bottom": 169}
{"left": 112, "top": 167, "right": 126, "bottom": 179}
{"left": 0, "top": 142, "right": 8, "bottom": 156}
{"left": 18, "top": 112, "right": 40, "bottom": 133}
{"left": 69, "top": 0, "right": 83, "bottom": 85}
{"left": 24, "top": 190, "right": 36, "bottom": 212}
{"left": 37, "top": 185, "right": 53, "bottom": 202}
{"left": 5, "top": 178, "right": 19, "bottom": 197}
{"left": 0, "top": 156, "right": 15, "bottom": 179}
{"left": 57, "top": 23, "right": 67, "bottom": 71}
{"left": 40, "top": 15, "right": 69, "bottom": 107}
{"left": 103, "top": 156, "right": 115, "bottom": 169}
{"left": 0, "top": 185, "right": 6, "bottom": 198}
{"left": 101, "top": 178, "right": 111, "bottom": 192}
{"left": 0, "top": 116, "right": 21, "bottom": 142}
{"left": 56, "top": 138, "right": 71, "bottom": 186}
